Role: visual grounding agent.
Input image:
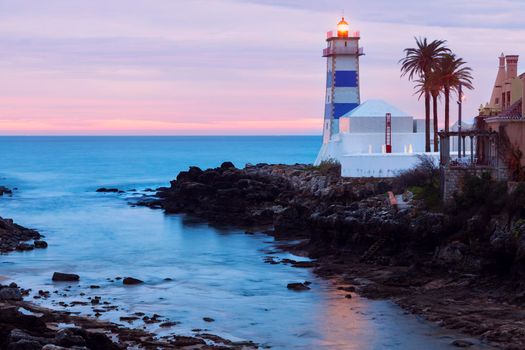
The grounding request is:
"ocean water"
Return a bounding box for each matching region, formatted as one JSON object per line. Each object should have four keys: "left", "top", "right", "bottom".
{"left": 0, "top": 136, "right": 490, "bottom": 349}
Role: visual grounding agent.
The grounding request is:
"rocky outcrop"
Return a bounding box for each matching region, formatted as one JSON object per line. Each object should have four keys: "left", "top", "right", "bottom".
{"left": 0, "top": 217, "right": 44, "bottom": 253}
{"left": 0, "top": 186, "right": 13, "bottom": 196}
{"left": 134, "top": 162, "right": 525, "bottom": 350}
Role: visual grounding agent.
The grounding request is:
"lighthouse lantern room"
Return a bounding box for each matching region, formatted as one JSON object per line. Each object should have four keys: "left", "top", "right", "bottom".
{"left": 322, "top": 17, "right": 364, "bottom": 143}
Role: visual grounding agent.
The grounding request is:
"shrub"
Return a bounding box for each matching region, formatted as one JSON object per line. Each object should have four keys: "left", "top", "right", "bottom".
{"left": 306, "top": 159, "right": 341, "bottom": 176}
{"left": 453, "top": 172, "right": 508, "bottom": 216}
{"left": 393, "top": 155, "right": 439, "bottom": 192}
{"left": 393, "top": 155, "right": 440, "bottom": 209}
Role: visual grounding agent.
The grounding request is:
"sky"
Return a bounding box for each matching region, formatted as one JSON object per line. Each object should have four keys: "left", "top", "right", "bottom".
{"left": 1, "top": 0, "right": 524, "bottom": 135}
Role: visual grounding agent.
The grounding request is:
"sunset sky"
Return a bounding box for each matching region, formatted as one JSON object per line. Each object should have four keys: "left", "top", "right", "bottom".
{"left": 1, "top": 0, "right": 524, "bottom": 135}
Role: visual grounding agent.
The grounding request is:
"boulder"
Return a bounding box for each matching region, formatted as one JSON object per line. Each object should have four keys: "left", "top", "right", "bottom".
{"left": 6, "top": 339, "right": 42, "bottom": 350}
{"left": 122, "top": 277, "right": 143, "bottom": 285}
{"left": 15, "top": 243, "right": 34, "bottom": 251}
{"left": 34, "top": 240, "right": 48, "bottom": 249}
{"left": 0, "top": 186, "right": 13, "bottom": 196}
{"left": 95, "top": 188, "right": 119, "bottom": 193}
{"left": 0, "top": 286, "right": 22, "bottom": 301}
{"left": 52, "top": 272, "right": 80, "bottom": 282}
{"left": 220, "top": 161, "right": 235, "bottom": 169}
{"left": 287, "top": 282, "right": 311, "bottom": 291}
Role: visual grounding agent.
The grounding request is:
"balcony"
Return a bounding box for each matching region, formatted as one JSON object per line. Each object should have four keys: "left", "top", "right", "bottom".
{"left": 326, "top": 30, "right": 360, "bottom": 39}
{"left": 323, "top": 46, "right": 364, "bottom": 57}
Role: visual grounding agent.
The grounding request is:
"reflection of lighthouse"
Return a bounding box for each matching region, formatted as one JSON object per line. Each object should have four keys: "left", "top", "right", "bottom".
{"left": 322, "top": 17, "right": 364, "bottom": 144}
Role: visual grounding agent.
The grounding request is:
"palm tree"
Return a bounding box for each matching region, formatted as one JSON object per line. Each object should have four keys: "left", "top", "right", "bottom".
{"left": 415, "top": 72, "right": 442, "bottom": 152}
{"left": 438, "top": 54, "right": 473, "bottom": 132}
{"left": 400, "top": 38, "right": 450, "bottom": 152}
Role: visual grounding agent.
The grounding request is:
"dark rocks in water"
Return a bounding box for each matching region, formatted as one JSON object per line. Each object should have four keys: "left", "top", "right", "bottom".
{"left": 172, "top": 336, "right": 205, "bottom": 347}
{"left": 0, "top": 217, "right": 41, "bottom": 253}
{"left": 33, "top": 240, "right": 48, "bottom": 249}
{"left": 15, "top": 243, "right": 34, "bottom": 251}
{"left": 122, "top": 277, "right": 143, "bottom": 285}
{"left": 287, "top": 282, "right": 311, "bottom": 291}
{"left": 95, "top": 187, "right": 120, "bottom": 193}
{"left": 0, "top": 186, "right": 13, "bottom": 196}
{"left": 159, "top": 321, "right": 180, "bottom": 328}
{"left": 52, "top": 272, "right": 80, "bottom": 282}
{"left": 202, "top": 317, "right": 215, "bottom": 322}
{"left": 291, "top": 261, "right": 318, "bottom": 268}
{"left": 345, "top": 294, "right": 353, "bottom": 299}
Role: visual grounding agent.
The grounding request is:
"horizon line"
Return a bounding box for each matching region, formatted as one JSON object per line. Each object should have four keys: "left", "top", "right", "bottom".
{"left": 0, "top": 134, "right": 322, "bottom": 137}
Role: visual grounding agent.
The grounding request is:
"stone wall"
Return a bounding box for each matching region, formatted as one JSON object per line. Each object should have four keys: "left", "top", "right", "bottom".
{"left": 441, "top": 166, "right": 499, "bottom": 203}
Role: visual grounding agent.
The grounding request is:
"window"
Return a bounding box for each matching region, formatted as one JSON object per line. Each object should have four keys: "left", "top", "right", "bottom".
{"left": 495, "top": 98, "right": 499, "bottom": 105}
{"left": 344, "top": 41, "right": 347, "bottom": 47}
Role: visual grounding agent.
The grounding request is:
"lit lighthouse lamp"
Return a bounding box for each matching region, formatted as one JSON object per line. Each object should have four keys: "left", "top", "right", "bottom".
{"left": 337, "top": 17, "right": 349, "bottom": 38}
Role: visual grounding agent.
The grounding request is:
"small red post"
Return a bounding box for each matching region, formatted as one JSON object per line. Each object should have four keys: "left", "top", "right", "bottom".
{"left": 385, "top": 112, "right": 392, "bottom": 153}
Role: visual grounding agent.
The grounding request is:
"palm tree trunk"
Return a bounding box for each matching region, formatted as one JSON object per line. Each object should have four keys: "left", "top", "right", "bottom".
{"left": 425, "top": 91, "right": 431, "bottom": 152}
{"left": 444, "top": 86, "right": 450, "bottom": 132}
{"left": 432, "top": 93, "right": 439, "bottom": 152}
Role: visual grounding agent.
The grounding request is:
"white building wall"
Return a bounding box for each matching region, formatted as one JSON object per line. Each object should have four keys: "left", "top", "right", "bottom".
{"left": 342, "top": 116, "right": 414, "bottom": 133}
{"left": 340, "top": 153, "right": 439, "bottom": 178}
{"left": 337, "top": 132, "right": 425, "bottom": 154}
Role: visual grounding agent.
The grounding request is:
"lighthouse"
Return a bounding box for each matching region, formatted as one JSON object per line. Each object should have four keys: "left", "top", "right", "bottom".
{"left": 322, "top": 17, "right": 364, "bottom": 143}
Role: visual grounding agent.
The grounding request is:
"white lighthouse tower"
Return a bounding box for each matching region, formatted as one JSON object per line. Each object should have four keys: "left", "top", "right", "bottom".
{"left": 322, "top": 17, "right": 364, "bottom": 144}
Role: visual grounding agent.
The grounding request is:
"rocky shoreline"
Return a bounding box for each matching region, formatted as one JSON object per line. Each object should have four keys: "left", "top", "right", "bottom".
{"left": 0, "top": 205, "right": 257, "bottom": 349}
{"left": 0, "top": 277, "right": 259, "bottom": 350}
{"left": 0, "top": 281, "right": 258, "bottom": 349}
{"left": 0, "top": 216, "right": 47, "bottom": 253}
{"left": 135, "top": 162, "right": 525, "bottom": 350}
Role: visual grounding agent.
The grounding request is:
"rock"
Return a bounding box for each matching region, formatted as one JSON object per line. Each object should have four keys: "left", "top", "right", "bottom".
{"left": 54, "top": 329, "right": 86, "bottom": 347}
{"left": 451, "top": 339, "right": 474, "bottom": 347}
{"left": 159, "top": 321, "right": 180, "bottom": 328}
{"left": 345, "top": 294, "right": 353, "bottom": 299}
{"left": 287, "top": 283, "right": 310, "bottom": 291}
{"left": 95, "top": 188, "right": 120, "bottom": 193}
{"left": 291, "top": 261, "right": 318, "bottom": 268}
{"left": 15, "top": 243, "right": 34, "bottom": 251}
{"left": 33, "top": 240, "right": 48, "bottom": 249}
{"left": 0, "top": 186, "right": 13, "bottom": 196}
{"left": 52, "top": 272, "right": 80, "bottom": 282}
{"left": 220, "top": 161, "right": 235, "bottom": 169}
{"left": 0, "top": 286, "right": 23, "bottom": 301}
{"left": 6, "top": 339, "right": 42, "bottom": 350}
{"left": 203, "top": 317, "right": 215, "bottom": 322}
{"left": 172, "top": 336, "right": 205, "bottom": 347}
{"left": 122, "top": 277, "right": 143, "bottom": 285}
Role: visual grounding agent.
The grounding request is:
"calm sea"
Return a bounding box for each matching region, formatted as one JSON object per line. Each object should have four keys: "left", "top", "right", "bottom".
{"left": 0, "top": 136, "right": 489, "bottom": 349}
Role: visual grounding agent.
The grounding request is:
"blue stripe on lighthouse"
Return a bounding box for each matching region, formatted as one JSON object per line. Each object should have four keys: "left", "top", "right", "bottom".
{"left": 334, "top": 103, "right": 359, "bottom": 118}
{"left": 334, "top": 71, "right": 357, "bottom": 87}
{"left": 326, "top": 72, "right": 333, "bottom": 88}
